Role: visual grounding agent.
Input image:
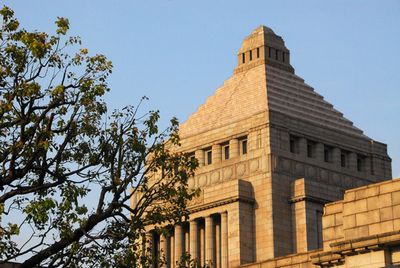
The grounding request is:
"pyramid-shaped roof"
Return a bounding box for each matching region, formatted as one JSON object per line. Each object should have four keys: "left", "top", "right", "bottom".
{"left": 180, "top": 26, "right": 366, "bottom": 139}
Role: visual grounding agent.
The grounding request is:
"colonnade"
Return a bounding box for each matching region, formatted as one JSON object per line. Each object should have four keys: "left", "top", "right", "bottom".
{"left": 145, "top": 212, "right": 228, "bottom": 268}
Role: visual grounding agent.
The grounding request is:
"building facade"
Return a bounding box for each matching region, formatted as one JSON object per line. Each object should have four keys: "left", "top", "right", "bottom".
{"left": 142, "top": 26, "right": 393, "bottom": 267}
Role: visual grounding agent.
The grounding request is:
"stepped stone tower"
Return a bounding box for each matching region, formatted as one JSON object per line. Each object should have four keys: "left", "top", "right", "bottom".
{"left": 145, "top": 26, "right": 392, "bottom": 267}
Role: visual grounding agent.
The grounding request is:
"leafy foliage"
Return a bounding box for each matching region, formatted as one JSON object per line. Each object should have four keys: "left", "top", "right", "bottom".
{"left": 0, "top": 6, "right": 197, "bottom": 267}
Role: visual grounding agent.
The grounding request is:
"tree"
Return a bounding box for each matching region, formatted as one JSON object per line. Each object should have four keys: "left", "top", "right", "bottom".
{"left": 0, "top": 6, "right": 197, "bottom": 267}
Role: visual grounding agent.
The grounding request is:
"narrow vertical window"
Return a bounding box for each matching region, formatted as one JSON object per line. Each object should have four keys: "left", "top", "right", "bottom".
{"left": 341, "top": 153, "right": 346, "bottom": 167}
{"left": 256, "top": 47, "right": 260, "bottom": 58}
{"left": 357, "top": 154, "right": 365, "bottom": 172}
{"left": 205, "top": 149, "right": 212, "bottom": 165}
{"left": 224, "top": 145, "right": 230, "bottom": 160}
{"left": 242, "top": 53, "right": 245, "bottom": 63}
{"left": 242, "top": 140, "right": 247, "bottom": 155}
{"left": 282, "top": 52, "right": 285, "bottom": 63}
{"left": 324, "top": 145, "right": 333, "bottom": 163}
{"left": 275, "top": 49, "right": 279, "bottom": 60}
{"left": 268, "top": 47, "right": 272, "bottom": 58}
{"left": 249, "top": 50, "right": 253, "bottom": 61}
{"left": 290, "top": 135, "right": 300, "bottom": 154}
{"left": 307, "top": 140, "right": 316, "bottom": 158}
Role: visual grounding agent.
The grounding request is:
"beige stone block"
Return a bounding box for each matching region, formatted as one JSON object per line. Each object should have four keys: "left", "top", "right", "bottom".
{"left": 343, "top": 215, "right": 356, "bottom": 229}
{"left": 381, "top": 220, "right": 394, "bottom": 233}
{"left": 354, "top": 199, "right": 368, "bottom": 213}
{"left": 355, "top": 212, "right": 369, "bottom": 226}
{"left": 393, "top": 204, "right": 400, "bottom": 219}
{"left": 393, "top": 191, "right": 400, "bottom": 205}
{"left": 367, "top": 196, "right": 379, "bottom": 210}
{"left": 357, "top": 225, "right": 369, "bottom": 237}
{"left": 369, "top": 223, "right": 381, "bottom": 235}
{"left": 323, "top": 227, "right": 335, "bottom": 241}
{"left": 393, "top": 219, "right": 400, "bottom": 230}
{"left": 378, "top": 193, "right": 392, "bottom": 208}
{"left": 324, "top": 202, "right": 343, "bottom": 215}
{"left": 335, "top": 213, "right": 343, "bottom": 225}
{"left": 368, "top": 209, "right": 381, "bottom": 224}
{"left": 344, "top": 228, "right": 357, "bottom": 239}
{"left": 322, "top": 215, "right": 335, "bottom": 228}
{"left": 365, "top": 186, "right": 380, "bottom": 198}
{"left": 380, "top": 207, "right": 393, "bottom": 221}
{"left": 344, "top": 191, "right": 356, "bottom": 202}
{"left": 380, "top": 180, "right": 400, "bottom": 194}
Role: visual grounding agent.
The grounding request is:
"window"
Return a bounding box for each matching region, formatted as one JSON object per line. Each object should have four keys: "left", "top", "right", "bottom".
{"left": 249, "top": 50, "right": 253, "bottom": 61}
{"left": 223, "top": 145, "right": 230, "bottom": 160}
{"left": 242, "top": 140, "right": 247, "bottom": 154}
{"left": 268, "top": 47, "right": 272, "bottom": 58}
{"left": 341, "top": 153, "right": 346, "bottom": 167}
{"left": 242, "top": 53, "right": 245, "bottom": 63}
{"left": 187, "top": 152, "right": 195, "bottom": 162}
{"left": 256, "top": 47, "right": 260, "bottom": 58}
{"left": 282, "top": 52, "right": 285, "bottom": 63}
{"left": 357, "top": 154, "right": 366, "bottom": 172}
{"left": 307, "top": 140, "right": 316, "bottom": 158}
{"left": 239, "top": 137, "right": 248, "bottom": 155}
{"left": 289, "top": 135, "right": 300, "bottom": 154}
{"left": 205, "top": 149, "right": 212, "bottom": 165}
{"left": 275, "top": 49, "right": 279, "bottom": 60}
{"left": 341, "top": 150, "right": 349, "bottom": 167}
{"left": 324, "top": 145, "right": 333, "bottom": 163}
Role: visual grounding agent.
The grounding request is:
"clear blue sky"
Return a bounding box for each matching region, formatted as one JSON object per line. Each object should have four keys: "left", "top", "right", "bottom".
{"left": 4, "top": 0, "right": 400, "bottom": 177}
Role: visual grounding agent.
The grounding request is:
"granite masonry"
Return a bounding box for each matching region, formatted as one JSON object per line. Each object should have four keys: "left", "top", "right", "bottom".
{"left": 140, "top": 26, "right": 397, "bottom": 267}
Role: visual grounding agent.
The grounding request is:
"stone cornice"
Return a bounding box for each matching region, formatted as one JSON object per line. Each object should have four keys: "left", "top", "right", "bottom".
{"left": 310, "top": 230, "right": 400, "bottom": 266}
{"left": 189, "top": 196, "right": 255, "bottom": 213}
{"left": 289, "top": 195, "right": 331, "bottom": 205}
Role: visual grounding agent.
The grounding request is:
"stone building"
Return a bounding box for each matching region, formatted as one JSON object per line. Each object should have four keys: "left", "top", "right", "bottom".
{"left": 141, "top": 26, "right": 395, "bottom": 267}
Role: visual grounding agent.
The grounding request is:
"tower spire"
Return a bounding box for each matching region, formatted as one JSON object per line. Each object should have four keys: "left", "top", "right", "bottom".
{"left": 235, "top": 25, "right": 294, "bottom": 74}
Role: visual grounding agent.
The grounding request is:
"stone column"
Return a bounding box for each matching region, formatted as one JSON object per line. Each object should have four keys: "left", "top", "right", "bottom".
{"left": 221, "top": 212, "right": 228, "bottom": 268}
{"left": 215, "top": 220, "right": 221, "bottom": 268}
{"left": 189, "top": 220, "right": 199, "bottom": 265}
{"left": 174, "top": 225, "right": 183, "bottom": 266}
{"left": 185, "top": 228, "right": 190, "bottom": 254}
{"left": 212, "top": 144, "right": 222, "bottom": 164}
{"left": 145, "top": 232, "right": 154, "bottom": 267}
{"left": 205, "top": 216, "right": 214, "bottom": 266}
{"left": 299, "top": 137, "right": 307, "bottom": 158}
{"left": 200, "top": 225, "right": 205, "bottom": 266}
{"left": 170, "top": 233, "right": 175, "bottom": 268}
{"left": 349, "top": 152, "right": 357, "bottom": 171}
{"left": 332, "top": 147, "right": 341, "bottom": 167}
{"left": 195, "top": 150, "right": 205, "bottom": 167}
{"left": 229, "top": 139, "right": 239, "bottom": 158}
{"left": 315, "top": 142, "right": 324, "bottom": 161}
{"left": 160, "top": 233, "right": 169, "bottom": 267}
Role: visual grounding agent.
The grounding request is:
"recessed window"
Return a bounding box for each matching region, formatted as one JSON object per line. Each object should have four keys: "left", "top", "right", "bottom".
{"left": 239, "top": 137, "right": 248, "bottom": 155}
{"left": 290, "top": 135, "right": 300, "bottom": 154}
{"left": 242, "top": 53, "right": 245, "bottom": 64}
{"left": 268, "top": 47, "right": 272, "bottom": 58}
{"left": 341, "top": 150, "right": 349, "bottom": 167}
{"left": 223, "top": 145, "right": 230, "bottom": 160}
{"left": 307, "top": 140, "right": 316, "bottom": 158}
{"left": 249, "top": 50, "right": 253, "bottom": 61}
{"left": 282, "top": 52, "right": 286, "bottom": 63}
{"left": 204, "top": 149, "right": 212, "bottom": 165}
{"left": 357, "top": 154, "right": 366, "bottom": 172}
{"left": 256, "top": 47, "right": 260, "bottom": 58}
{"left": 187, "top": 152, "right": 195, "bottom": 161}
{"left": 275, "top": 50, "right": 279, "bottom": 60}
{"left": 324, "top": 145, "right": 333, "bottom": 163}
